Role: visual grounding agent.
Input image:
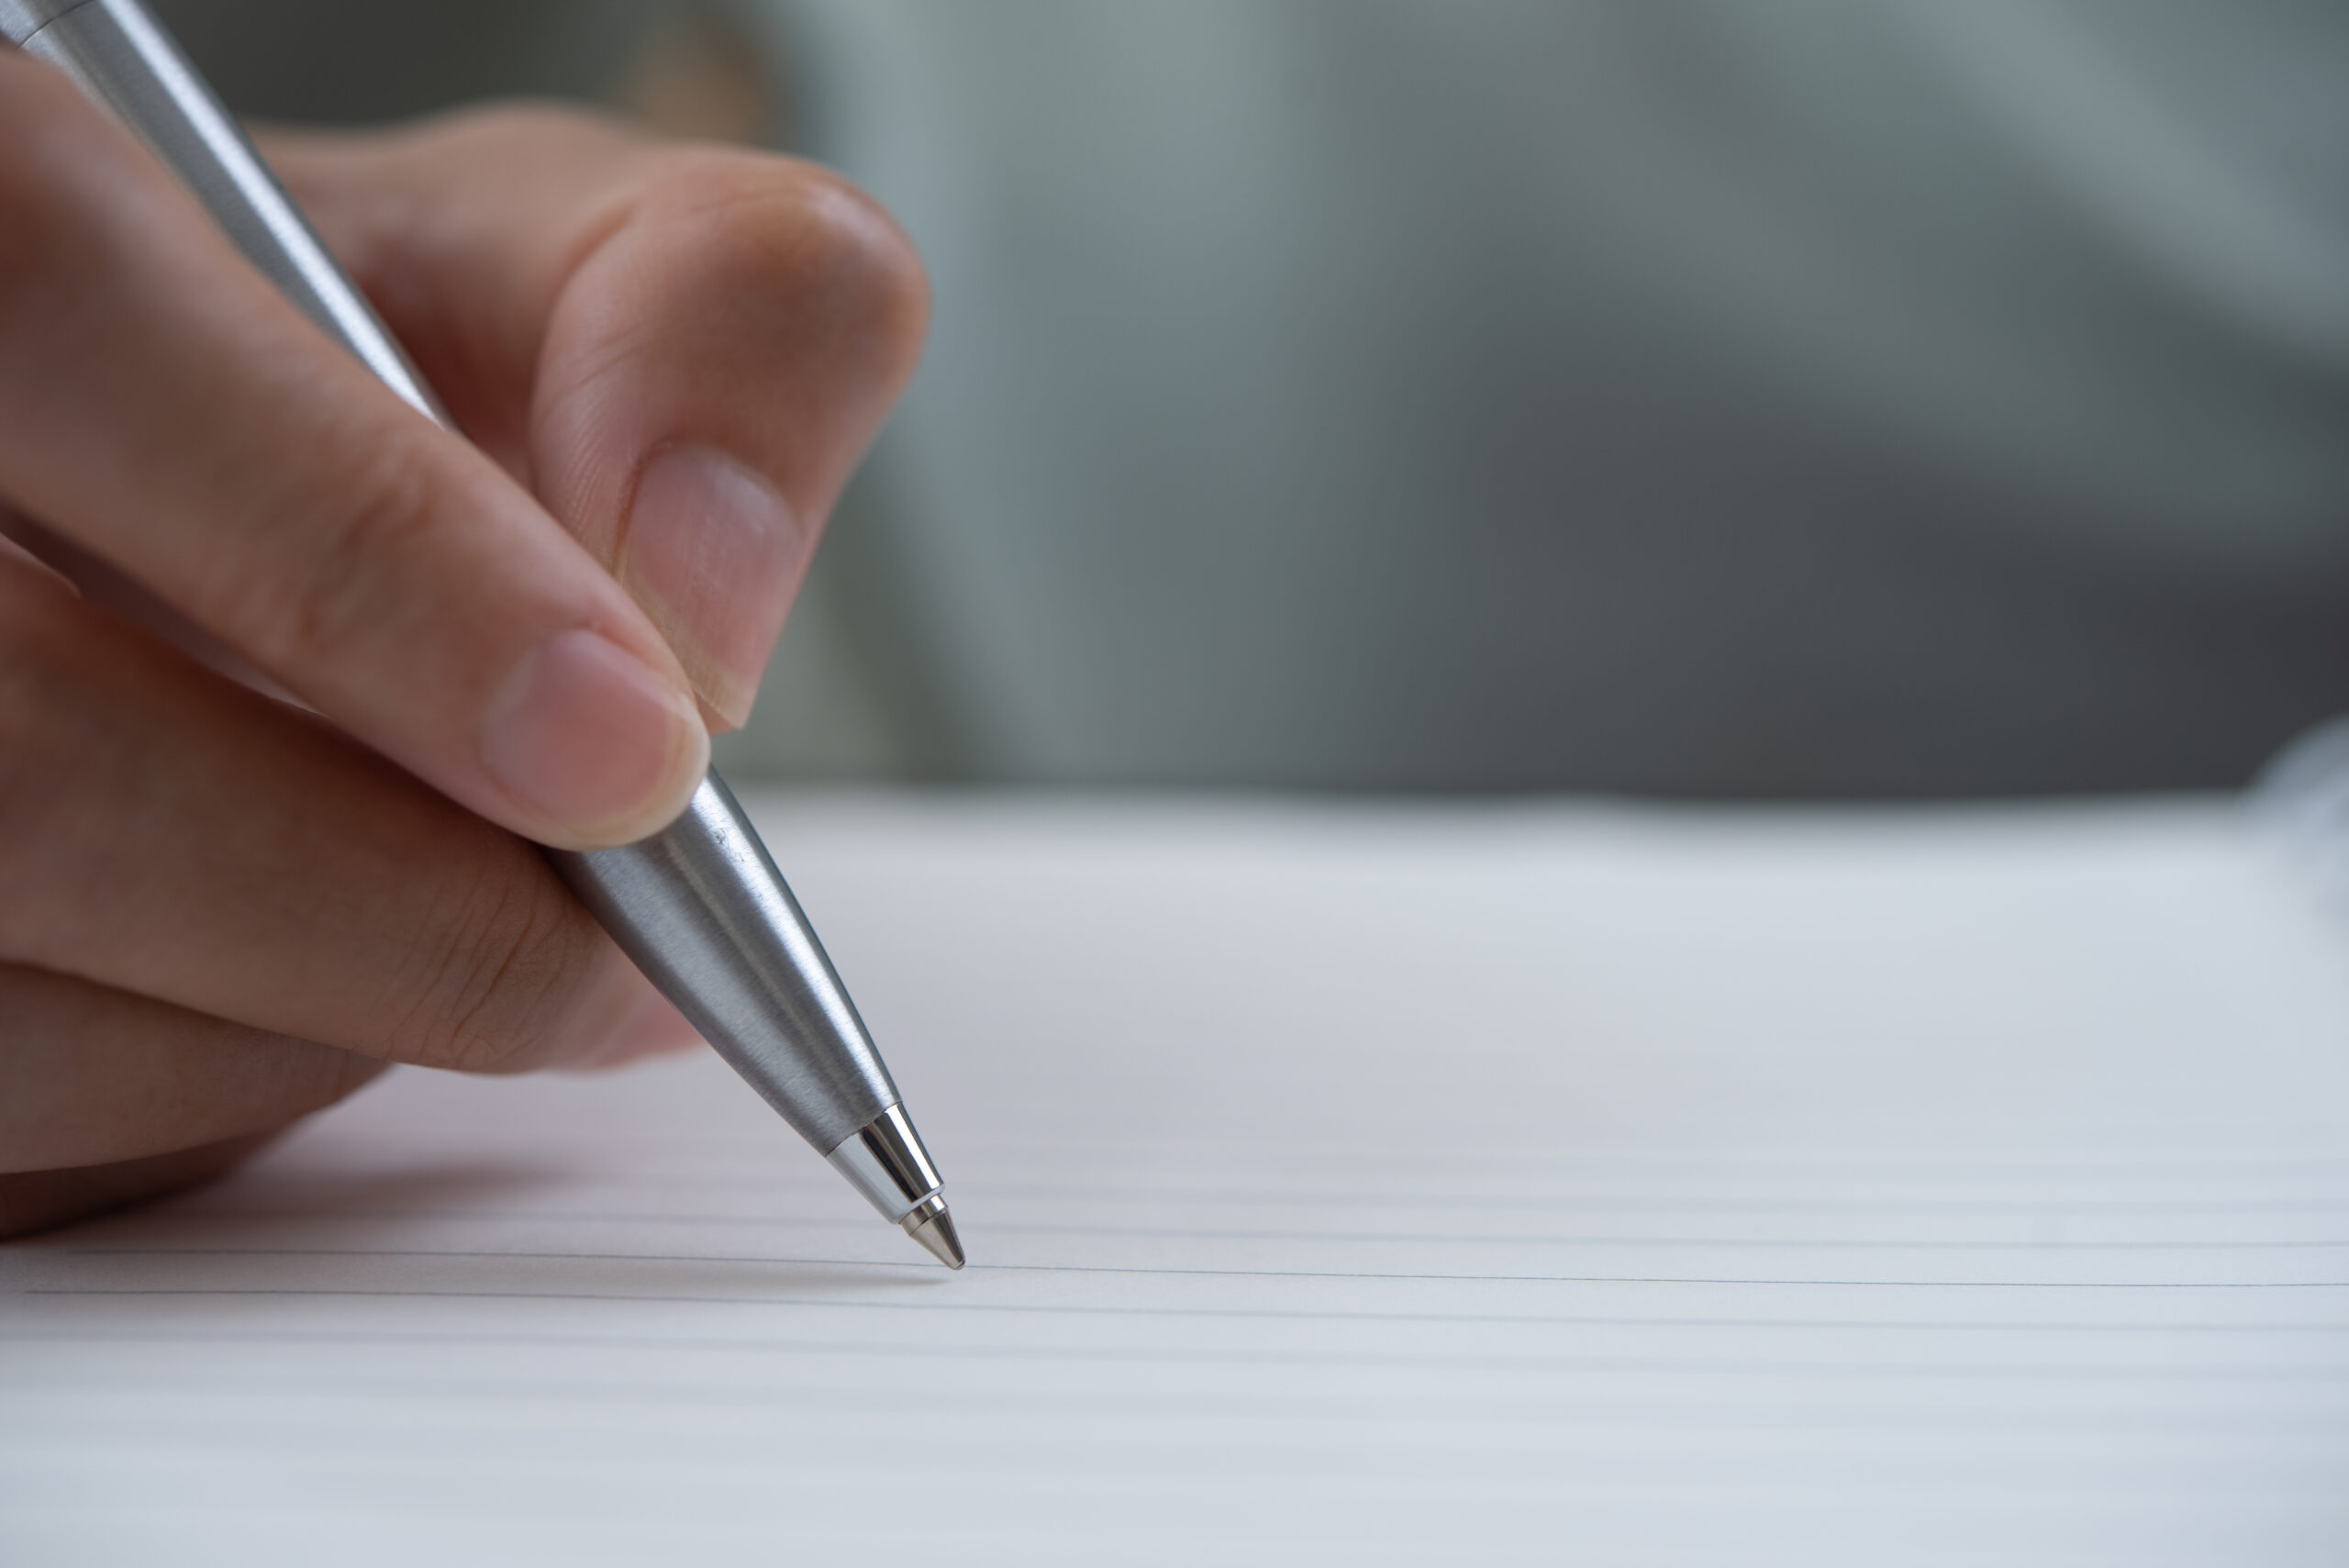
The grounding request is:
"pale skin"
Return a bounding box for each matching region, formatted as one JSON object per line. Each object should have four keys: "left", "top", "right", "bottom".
{"left": 0, "top": 51, "right": 929, "bottom": 1236}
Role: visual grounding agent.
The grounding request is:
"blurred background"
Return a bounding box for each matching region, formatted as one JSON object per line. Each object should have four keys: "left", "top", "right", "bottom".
{"left": 150, "top": 0, "right": 2349, "bottom": 798}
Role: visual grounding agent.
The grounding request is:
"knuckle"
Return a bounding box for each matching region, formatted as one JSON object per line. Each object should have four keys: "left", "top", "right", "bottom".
{"left": 651, "top": 153, "right": 930, "bottom": 371}
{"left": 223, "top": 420, "right": 451, "bottom": 677}
{"left": 389, "top": 858, "right": 599, "bottom": 1073}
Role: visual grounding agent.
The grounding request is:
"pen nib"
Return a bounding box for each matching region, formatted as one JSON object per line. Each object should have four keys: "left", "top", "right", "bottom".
{"left": 905, "top": 1203, "right": 965, "bottom": 1270}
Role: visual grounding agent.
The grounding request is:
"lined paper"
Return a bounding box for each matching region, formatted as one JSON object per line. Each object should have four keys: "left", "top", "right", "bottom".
{"left": 5, "top": 795, "right": 2348, "bottom": 1564}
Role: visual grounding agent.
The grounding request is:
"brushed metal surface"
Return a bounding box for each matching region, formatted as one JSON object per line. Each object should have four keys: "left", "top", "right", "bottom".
{"left": 1, "top": 0, "right": 87, "bottom": 44}
{"left": 560, "top": 775, "right": 902, "bottom": 1151}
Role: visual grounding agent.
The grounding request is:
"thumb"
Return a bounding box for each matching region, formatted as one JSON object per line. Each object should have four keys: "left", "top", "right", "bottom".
{"left": 270, "top": 115, "right": 930, "bottom": 729}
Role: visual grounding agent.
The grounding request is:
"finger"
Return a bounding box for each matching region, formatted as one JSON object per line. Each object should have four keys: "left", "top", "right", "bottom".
{"left": 0, "top": 550, "right": 702, "bottom": 1077}
{"left": 264, "top": 108, "right": 929, "bottom": 728}
{"left": 0, "top": 1131, "right": 275, "bottom": 1240}
{"left": 0, "top": 54, "right": 706, "bottom": 849}
{"left": 0, "top": 964, "right": 383, "bottom": 1174}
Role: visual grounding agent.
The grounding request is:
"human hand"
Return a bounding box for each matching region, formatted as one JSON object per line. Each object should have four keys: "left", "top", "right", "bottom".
{"left": 0, "top": 61, "right": 928, "bottom": 1234}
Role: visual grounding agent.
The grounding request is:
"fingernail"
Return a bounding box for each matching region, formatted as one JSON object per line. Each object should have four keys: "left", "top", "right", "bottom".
{"left": 481, "top": 627, "right": 708, "bottom": 843}
{"left": 621, "top": 445, "right": 806, "bottom": 728}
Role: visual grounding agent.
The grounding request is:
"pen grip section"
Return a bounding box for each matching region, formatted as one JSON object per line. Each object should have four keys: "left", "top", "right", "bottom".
{"left": 553, "top": 769, "right": 900, "bottom": 1152}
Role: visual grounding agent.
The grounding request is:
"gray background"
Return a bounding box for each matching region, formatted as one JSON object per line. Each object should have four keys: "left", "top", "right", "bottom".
{"left": 149, "top": 0, "right": 2349, "bottom": 797}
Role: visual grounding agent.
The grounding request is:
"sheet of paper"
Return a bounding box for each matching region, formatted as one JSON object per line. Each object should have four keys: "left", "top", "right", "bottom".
{"left": 5, "top": 795, "right": 2347, "bottom": 1564}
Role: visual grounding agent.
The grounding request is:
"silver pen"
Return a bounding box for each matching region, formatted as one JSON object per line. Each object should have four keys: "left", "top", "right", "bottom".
{"left": 3, "top": 0, "right": 963, "bottom": 1269}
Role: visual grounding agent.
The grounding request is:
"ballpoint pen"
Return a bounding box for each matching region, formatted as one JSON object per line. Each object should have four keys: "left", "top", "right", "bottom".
{"left": 1, "top": 0, "right": 964, "bottom": 1269}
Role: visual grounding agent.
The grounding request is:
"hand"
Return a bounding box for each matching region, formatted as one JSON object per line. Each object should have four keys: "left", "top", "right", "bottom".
{"left": 0, "top": 61, "right": 928, "bottom": 1235}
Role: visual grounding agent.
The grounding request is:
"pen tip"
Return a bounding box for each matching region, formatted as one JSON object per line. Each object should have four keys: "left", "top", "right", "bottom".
{"left": 905, "top": 1204, "right": 965, "bottom": 1269}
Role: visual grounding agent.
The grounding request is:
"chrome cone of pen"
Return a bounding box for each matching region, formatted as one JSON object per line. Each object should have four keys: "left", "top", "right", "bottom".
{"left": 901, "top": 1195, "right": 966, "bottom": 1270}
{"left": 829, "top": 1105, "right": 963, "bottom": 1269}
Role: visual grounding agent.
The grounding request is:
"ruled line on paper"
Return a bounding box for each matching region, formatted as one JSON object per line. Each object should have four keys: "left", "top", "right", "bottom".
{"left": 13, "top": 1373, "right": 2349, "bottom": 1437}
{"left": 5, "top": 1321, "right": 2343, "bottom": 1383}
{"left": 205, "top": 1184, "right": 2349, "bottom": 1217}
{"left": 28, "top": 1255, "right": 2349, "bottom": 1288}
{"left": 9, "top": 1307, "right": 2349, "bottom": 1333}
{"left": 60, "top": 1229, "right": 2349, "bottom": 1251}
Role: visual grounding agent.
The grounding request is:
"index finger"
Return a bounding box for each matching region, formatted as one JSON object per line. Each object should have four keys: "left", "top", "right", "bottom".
{"left": 262, "top": 107, "right": 930, "bottom": 729}
{"left": 0, "top": 51, "right": 708, "bottom": 850}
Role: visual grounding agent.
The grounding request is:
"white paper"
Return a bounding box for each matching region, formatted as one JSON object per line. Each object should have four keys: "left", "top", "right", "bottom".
{"left": 5, "top": 795, "right": 2347, "bottom": 1565}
